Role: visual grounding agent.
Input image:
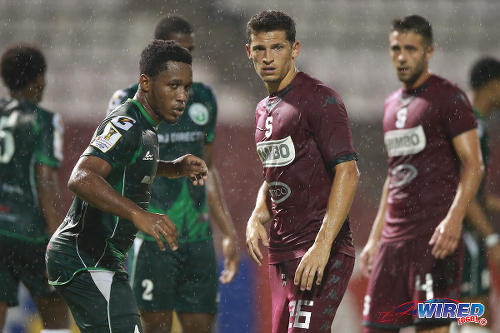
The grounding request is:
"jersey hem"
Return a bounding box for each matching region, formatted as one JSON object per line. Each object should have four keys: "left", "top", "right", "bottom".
{"left": 48, "top": 267, "right": 114, "bottom": 286}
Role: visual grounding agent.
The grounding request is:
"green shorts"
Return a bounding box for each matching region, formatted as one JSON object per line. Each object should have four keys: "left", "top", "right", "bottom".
{"left": 54, "top": 270, "right": 142, "bottom": 332}
{"left": 461, "top": 229, "right": 490, "bottom": 298}
{"left": 0, "top": 235, "right": 57, "bottom": 306}
{"left": 130, "top": 238, "right": 218, "bottom": 314}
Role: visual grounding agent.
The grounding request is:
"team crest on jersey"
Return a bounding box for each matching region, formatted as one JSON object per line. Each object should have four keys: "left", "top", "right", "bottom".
{"left": 91, "top": 122, "right": 122, "bottom": 153}
{"left": 384, "top": 125, "right": 426, "bottom": 157}
{"left": 256, "top": 136, "right": 295, "bottom": 167}
{"left": 188, "top": 103, "right": 209, "bottom": 125}
{"left": 111, "top": 116, "right": 136, "bottom": 130}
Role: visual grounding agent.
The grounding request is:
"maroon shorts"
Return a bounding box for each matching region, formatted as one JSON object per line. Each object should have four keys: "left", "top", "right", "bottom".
{"left": 270, "top": 252, "right": 354, "bottom": 333}
{"left": 363, "top": 235, "right": 464, "bottom": 331}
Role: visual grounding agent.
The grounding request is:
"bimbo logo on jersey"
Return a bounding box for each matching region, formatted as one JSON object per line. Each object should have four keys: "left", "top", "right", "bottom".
{"left": 256, "top": 136, "right": 295, "bottom": 167}
{"left": 384, "top": 125, "right": 426, "bottom": 157}
{"left": 417, "top": 300, "right": 487, "bottom": 326}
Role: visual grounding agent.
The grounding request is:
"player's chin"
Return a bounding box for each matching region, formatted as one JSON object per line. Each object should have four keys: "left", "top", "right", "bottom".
{"left": 261, "top": 75, "right": 281, "bottom": 83}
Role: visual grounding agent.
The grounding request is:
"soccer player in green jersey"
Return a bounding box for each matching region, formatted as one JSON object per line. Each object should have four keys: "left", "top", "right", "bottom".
{"left": 107, "top": 15, "right": 239, "bottom": 333}
{"left": 46, "top": 40, "right": 208, "bottom": 332}
{"left": 0, "top": 44, "right": 70, "bottom": 332}
{"left": 456, "top": 57, "right": 500, "bottom": 333}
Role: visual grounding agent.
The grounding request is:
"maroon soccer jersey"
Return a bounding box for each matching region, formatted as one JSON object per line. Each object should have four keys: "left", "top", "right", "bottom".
{"left": 382, "top": 74, "right": 477, "bottom": 241}
{"left": 254, "top": 72, "right": 357, "bottom": 264}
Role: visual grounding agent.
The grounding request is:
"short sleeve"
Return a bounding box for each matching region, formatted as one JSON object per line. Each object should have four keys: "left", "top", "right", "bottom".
{"left": 439, "top": 87, "right": 477, "bottom": 139}
{"left": 204, "top": 86, "right": 218, "bottom": 143}
{"left": 83, "top": 116, "right": 140, "bottom": 168}
{"left": 307, "top": 86, "right": 358, "bottom": 169}
{"left": 35, "top": 109, "right": 63, "bottom": 168}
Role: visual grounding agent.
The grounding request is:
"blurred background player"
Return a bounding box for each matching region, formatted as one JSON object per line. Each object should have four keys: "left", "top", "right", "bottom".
{"left": 245, "top": 10, "right": 359, "bottom": 333}
{"left": 0, "top": 44, "right": 69, "bottom": 332}
{"left": 46, "top": 40, "right": 209, "bottom": 332}
{"left": 107, "top": 15, "right": 239, "bottom": 333}
{"left": 360, "top": 15, "right": 484, "bottom": 333}
{"left": 452, "top": 57, "right": 500, "bottom": 333}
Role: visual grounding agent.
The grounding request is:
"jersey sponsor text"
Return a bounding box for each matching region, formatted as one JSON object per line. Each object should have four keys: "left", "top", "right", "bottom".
{"left": 384, "top": 125, "right": 426, "bottom": 157}
{"left": 256, "top": 136, "right": 295, "bottom": 167}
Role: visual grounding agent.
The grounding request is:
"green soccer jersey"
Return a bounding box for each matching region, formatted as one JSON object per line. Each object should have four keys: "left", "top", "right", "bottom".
{"left": 108, "top": 82, "right": 217, "bottom": 243}
{"left": 47, "top": 99, "right": 159, "bottom": 285}
{"left": 0, "top": 98, "right": 63, "bottom": 242}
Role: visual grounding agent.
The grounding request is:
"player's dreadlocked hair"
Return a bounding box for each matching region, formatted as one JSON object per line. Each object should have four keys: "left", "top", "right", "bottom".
{"left": 154, "top": 15, "right": 193, "bottom": 40}
{"left": 140, "top": 39, "right": 192, "bottom": 78}
{"left": 0, "top": 43, "right": 46, "bottom": 91}
{"left": 246, "top": 10, "right": 296, "bottom": 44}
{"left": 391, "top": 15, "right": 433, "bottom": 47}
{"left": 470, "top": 57, "right": 500, "bottom": 90}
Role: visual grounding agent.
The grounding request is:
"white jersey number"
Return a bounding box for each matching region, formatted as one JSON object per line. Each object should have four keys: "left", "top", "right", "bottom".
{"left": 141, "top": 279, "right": 154, "bottom": 301}
{"left": 265, "top": 116, "right": 273, "bottom": 138}
{"left": 289, "top": 300, "right": 314, "bottom": 329}
{"left": 0, "top": 112, "right": 19, "bottom": 164}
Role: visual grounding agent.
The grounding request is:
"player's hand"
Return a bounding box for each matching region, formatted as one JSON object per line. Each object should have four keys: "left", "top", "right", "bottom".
{"left": 174, "top": 154, "right": 208, "bottom": 186}
{"left": 429, "top": 214, "right": 462, "bottom": 259}
{"left": 488, "top": 243, "right": 500, "bottom": 272}
{"left": 360, "top": 238, "right": 379, "bottom": 278}
{"left": 132, "top": 210, "right": 178, "bottom": 251}
{"left": 294, "top": 242, "right": 331, "bottom": 291}
{"left": 220, "top": 235, "right": 240, "bottom": 284}
{"left": 246, "top": 216, "right": 269, "bottom": 266}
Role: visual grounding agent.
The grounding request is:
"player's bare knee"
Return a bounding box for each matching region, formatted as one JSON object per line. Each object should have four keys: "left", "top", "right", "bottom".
{"left": 141, "top": 311, "right": 173, "bottom": 333}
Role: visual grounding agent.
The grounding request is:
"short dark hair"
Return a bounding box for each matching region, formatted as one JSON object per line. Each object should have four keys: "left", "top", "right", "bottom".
{"left": 140, "top": 39, "right": 192, "bottom": 78}
{"left": 1, "top": 43, "right": 46, "bottom": 91}
{"left": 154, "top": 15, "right": 193, "bottom": 40}
{"left": 391, "top": 15, "right": 433, "bottom": 46}
{"left": 246, "top": 10, "right": 296, "bottom": 44}
{"left": 470, "top": 57, "right": 500, "bottom": 90}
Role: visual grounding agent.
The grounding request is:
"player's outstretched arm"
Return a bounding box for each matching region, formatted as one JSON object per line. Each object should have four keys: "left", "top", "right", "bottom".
{"left": 294, "top": 160, "right": 359, "bottom": 291}
{"left": 156, "top": 154, "right": 208, "bottom": 185}
{"left": 36, "top": 164, "right": 64, "bottom": 235}
{"left": 246, "top": 181, "right": 272, "bottom": 266}
{"left": 204, "top": 144, "right": 240, "bottom": 284}
{"left": 360, "top": 176, "right": 390, "bottom": 277}
{"left": 68, "top": 155, "right": 178, "bottom": 251}
{"left": 430, "top": 128, "right": 484, "bottom": 259}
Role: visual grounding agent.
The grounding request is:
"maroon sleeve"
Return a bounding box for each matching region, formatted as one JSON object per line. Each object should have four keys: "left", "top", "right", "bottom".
{"left": 307, "top": 86, "right": 358, "bottom": 169}
{"left": 439, "top": 86, "right": 477, "bottom": 138}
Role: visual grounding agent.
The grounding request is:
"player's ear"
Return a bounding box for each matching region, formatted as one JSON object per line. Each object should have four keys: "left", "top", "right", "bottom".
{"left": 245, "top": 43, "right": 251, "bottom": 59}
{"left": 424, "top": 44, "right": 434, "bottom": 62}
{"left": 139, "top": 74, "right": 151, "bottom": 92}
{"left": 291, "top": 41, "right": 301, "bottom": 59}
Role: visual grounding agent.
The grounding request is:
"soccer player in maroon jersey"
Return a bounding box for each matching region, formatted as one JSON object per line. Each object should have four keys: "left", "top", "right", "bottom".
{"left": 360, "top": 15, "right": 484, "bottom": 333}
{"left": 244, "top": 10, "right": 360, "bottom": 333}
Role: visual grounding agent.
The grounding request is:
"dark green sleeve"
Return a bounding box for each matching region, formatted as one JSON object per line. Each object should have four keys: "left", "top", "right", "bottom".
{"left": 83, "top": 116, "right": 140, "bottom": 168}
{"left": 204, "top": 86, "right": 217, "bottom": 143}
{"left": 35, "top": 108, "right": 63, "bottom": 168}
